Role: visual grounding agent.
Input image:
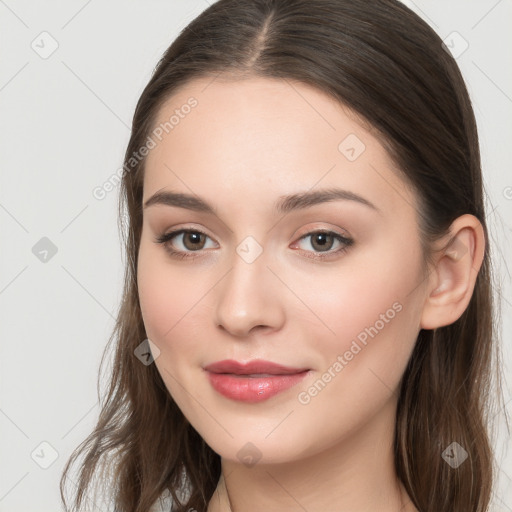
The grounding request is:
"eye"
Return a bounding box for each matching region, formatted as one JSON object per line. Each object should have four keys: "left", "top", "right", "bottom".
{"left": 155, "top": 228, "right": 217, "bottom": 259}
{"left": 291, "top": 230, "right": 353, "bottom": 260}
{"left": 155, "top": 227, "right": 354, "bottom": 261}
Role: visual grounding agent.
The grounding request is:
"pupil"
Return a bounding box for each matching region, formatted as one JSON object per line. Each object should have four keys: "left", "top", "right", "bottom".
{"left": 313, "top": 233, "right": 332, "bottom": 251}
{"left": 316, "top": 234, "right": 327, "bottom": 245}
{"left": 186, "top": 232, "right": 203, "bottom": 248}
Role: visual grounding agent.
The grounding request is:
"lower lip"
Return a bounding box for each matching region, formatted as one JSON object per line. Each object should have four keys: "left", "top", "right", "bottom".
{"left": 206, "top": 371, "right": 310, "bottom": 403}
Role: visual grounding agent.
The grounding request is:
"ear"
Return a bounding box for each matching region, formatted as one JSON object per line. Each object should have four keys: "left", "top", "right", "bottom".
{"left": 420, "top": 214, "right": 486, "bottom": 330}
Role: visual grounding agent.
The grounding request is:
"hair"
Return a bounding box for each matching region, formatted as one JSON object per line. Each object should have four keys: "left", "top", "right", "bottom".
{"left": 60, "top": 1, "right": 508, "bottom": 511}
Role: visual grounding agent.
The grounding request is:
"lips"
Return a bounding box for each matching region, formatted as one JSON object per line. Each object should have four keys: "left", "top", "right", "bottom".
{"left": 204, "top": 359, "right": 310, "bottom": 402}
{"left": 204, "top": 359, "right": 309, "bottom": 375}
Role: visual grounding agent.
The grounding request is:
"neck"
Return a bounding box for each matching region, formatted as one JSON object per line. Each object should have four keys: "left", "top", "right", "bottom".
{"left": 207, "top": 397, "right": 417, "bottom": 512}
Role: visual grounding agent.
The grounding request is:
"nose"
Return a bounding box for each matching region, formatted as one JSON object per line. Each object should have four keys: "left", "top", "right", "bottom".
{"left": 213, "top": 250, "right": 286, "bottom": 338}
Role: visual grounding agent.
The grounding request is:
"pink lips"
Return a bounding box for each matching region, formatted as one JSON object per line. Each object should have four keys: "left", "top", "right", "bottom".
{"left": 204, "top": 359, "right": 310, "bottom": 403}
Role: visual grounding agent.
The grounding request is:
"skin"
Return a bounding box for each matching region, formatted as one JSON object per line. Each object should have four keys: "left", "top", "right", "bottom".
{"left": 137, "top": 75, "right": 485, "bottom": 512}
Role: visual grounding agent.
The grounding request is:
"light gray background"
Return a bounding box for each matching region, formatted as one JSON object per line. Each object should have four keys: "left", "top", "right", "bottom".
{"left": 1, "top": 1, "right": 511, "bottom": 511}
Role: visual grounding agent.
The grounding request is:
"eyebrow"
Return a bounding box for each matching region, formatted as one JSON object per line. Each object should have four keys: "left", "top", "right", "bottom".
{"left": 143, "top": 187, "right": 380, "bottom": 215}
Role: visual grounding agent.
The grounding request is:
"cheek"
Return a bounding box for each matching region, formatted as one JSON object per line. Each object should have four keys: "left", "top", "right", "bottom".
{"left": 286, "top": 250, "right": 423, "bottom": 452}
{"left": 137, "top": 245, "right": 211, "bottom": 412}
{"left": 137, "top": 242, "right": 205, "bottom": 351}
{"left": 291, "top": 238, "right": 424, "bottom": 380}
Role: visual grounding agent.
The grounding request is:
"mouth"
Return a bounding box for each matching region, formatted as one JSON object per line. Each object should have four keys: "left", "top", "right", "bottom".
{"left": 204, "top": 359, "right": 309, "bottom": 375}
{"left": 203, "top": 359, "right": 311, "bottom": 402}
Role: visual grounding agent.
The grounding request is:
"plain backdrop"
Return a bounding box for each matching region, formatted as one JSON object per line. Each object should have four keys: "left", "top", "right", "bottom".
{"left": 1, "top": 1, "right": 511, "bottom": 511}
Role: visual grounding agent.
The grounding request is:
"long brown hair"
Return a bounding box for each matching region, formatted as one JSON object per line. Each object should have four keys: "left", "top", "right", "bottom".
{"left": 60, "top": 1, "right": 507, "bottom": 511}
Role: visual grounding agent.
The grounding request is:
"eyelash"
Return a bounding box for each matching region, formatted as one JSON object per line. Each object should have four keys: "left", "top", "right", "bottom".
{"left": 155, "top": 228, "right": 354, "bottom": 261}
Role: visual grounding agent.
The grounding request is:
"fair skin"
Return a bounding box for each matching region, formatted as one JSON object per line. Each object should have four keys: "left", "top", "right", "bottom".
{"left": 137, "top": 75, "right": 485, "bottom": 512}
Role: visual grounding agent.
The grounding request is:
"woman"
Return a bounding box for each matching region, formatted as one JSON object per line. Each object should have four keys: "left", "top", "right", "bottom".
{"left": 60, "top": 1, "right": 506, "bottom": 511}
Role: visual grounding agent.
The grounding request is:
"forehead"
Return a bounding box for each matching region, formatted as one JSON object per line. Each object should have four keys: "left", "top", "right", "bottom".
{"left": 142, "top": 76, "right": 418, "bottom": 218}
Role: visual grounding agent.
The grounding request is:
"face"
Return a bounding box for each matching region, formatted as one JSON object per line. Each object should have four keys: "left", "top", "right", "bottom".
{"left": 137, "top": 76, "right": 429, "bottom": 464}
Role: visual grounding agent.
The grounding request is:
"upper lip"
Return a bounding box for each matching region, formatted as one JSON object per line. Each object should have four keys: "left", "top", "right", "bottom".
{"left": 204, "top": 359, "right": 309, "bottom": 375}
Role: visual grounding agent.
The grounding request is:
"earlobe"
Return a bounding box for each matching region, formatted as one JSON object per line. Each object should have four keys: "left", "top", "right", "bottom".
{"left": 420, "top": 214, "right": 485, "bottom": 330}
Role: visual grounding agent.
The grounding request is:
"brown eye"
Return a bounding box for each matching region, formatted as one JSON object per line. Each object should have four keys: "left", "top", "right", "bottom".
{"left": 181, "top": 231, "right": 207, "bottom": 250}
{"left": 155, "top": 228, "right": 217, "bottom": 259}
{"left": 309, "top": 232, "right": 336, "bottom": 252}
{"left": 292, "top": 230, "right": 354, "bottom": 260}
